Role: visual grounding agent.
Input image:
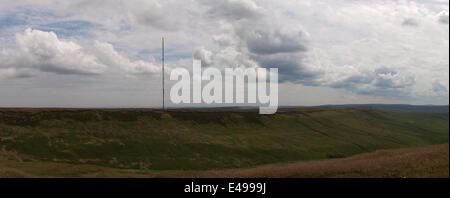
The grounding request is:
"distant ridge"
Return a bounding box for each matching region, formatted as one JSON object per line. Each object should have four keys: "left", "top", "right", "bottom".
{"left": 319, "top": 104, "right": 449, "bottom": 113}
{"left": 167, "top": 104, "right": 449, "bottom": 114}
{"left": 2, "top": 104, "right": 448, "bottom": 113}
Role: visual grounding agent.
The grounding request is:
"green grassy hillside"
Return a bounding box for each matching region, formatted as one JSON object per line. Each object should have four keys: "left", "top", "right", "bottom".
{"left": 0, "top": 107, "right": 448, "bottom": 172}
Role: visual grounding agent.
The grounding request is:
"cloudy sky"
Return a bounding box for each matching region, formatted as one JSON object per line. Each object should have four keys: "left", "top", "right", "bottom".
{"left": 0, "top": 0, "right": 448, "bottom": 107}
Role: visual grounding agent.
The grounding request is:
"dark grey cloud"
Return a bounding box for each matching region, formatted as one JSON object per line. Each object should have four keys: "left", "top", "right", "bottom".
{"left": 329, "top": 67, "right": 415, "bottom": 97}
{"left": 200, "top": 0, "right": 263, "bottom": 20}
{"left": 39, "top": 64, "right": 100, "bottom": 75}
{"left": 402, "top": 18, "right": 419, "bottom": 26}
{"left": 251, "top": 53, "right": 320, "bottom": 84}
{"left": 14, "top": 72, "right": 34, "bottom": 78}
{"left": 330, "top": 74, "right": 373, "bottom": 89}
{"left": 438, "top": 11, "right": 449, "bottom": 24}
{"left": 193, "top": 47, "right": 213, "bottom": 67}
{"left": 240, "top": 27, "right": 315, "bottom": 84}
{"left": 374, "top": 68, "right": 416, "bottom": 90}
{"left": 244, "top": 29, "right": 308, "bottom": 55}
{"left": 136, "top": 9, "right": 181, "bottom": 31}
{"left": 200, "top": 0, "right": 315, "bottom": 85}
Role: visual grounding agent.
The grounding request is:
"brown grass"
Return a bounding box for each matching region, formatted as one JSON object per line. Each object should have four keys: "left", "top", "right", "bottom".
{"left": 0, "top": 143, "right": 447, "bottom": 178}
{"left": 200, "top": 143, "right": 449, "bottom": 178}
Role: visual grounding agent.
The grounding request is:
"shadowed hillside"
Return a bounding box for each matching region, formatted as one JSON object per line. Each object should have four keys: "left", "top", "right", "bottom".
{"left": 0, "top": 107, "right": 448, "bottom": 173}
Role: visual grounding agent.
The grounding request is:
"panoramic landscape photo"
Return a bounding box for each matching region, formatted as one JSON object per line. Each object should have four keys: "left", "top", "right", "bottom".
{"left": 0, "top": 0, "right": 449, "bottom": 178}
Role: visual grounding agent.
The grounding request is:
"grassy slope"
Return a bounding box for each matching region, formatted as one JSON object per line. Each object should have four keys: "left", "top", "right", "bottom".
{"left": 0, "top": 107, "right": 448, "bottom": 172}
{"left": 0, "top": 143, "right": 447, "bottom": 178}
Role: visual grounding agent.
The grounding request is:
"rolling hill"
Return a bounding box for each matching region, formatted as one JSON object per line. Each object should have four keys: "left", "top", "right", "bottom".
{"left": 0, "top": 107, "right": 448, "bottom": 177}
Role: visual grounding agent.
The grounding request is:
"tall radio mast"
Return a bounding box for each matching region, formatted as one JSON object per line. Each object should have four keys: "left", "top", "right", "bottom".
{"left": 162, "top": 37, "right": 165, "bottom": 111}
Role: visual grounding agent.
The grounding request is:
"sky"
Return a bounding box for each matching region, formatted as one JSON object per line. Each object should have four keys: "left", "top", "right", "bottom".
{"left": 0, "top": 0, "right": 448, "bottom": 108}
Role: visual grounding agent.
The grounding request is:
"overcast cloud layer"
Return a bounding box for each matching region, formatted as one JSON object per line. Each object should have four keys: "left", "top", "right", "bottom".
{"left": 0, "top": 0, "right": 448, "bottom": 107}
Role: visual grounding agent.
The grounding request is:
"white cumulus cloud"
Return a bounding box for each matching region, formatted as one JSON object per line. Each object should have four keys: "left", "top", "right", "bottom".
{"left": 93, "top": 41, "right": 161, "bottom": 75}
{"left": 0, "top": 28, "right": 106, "bottom": 75}
{"left": 0, "top": 28, "right": 162, "bottom": 77}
